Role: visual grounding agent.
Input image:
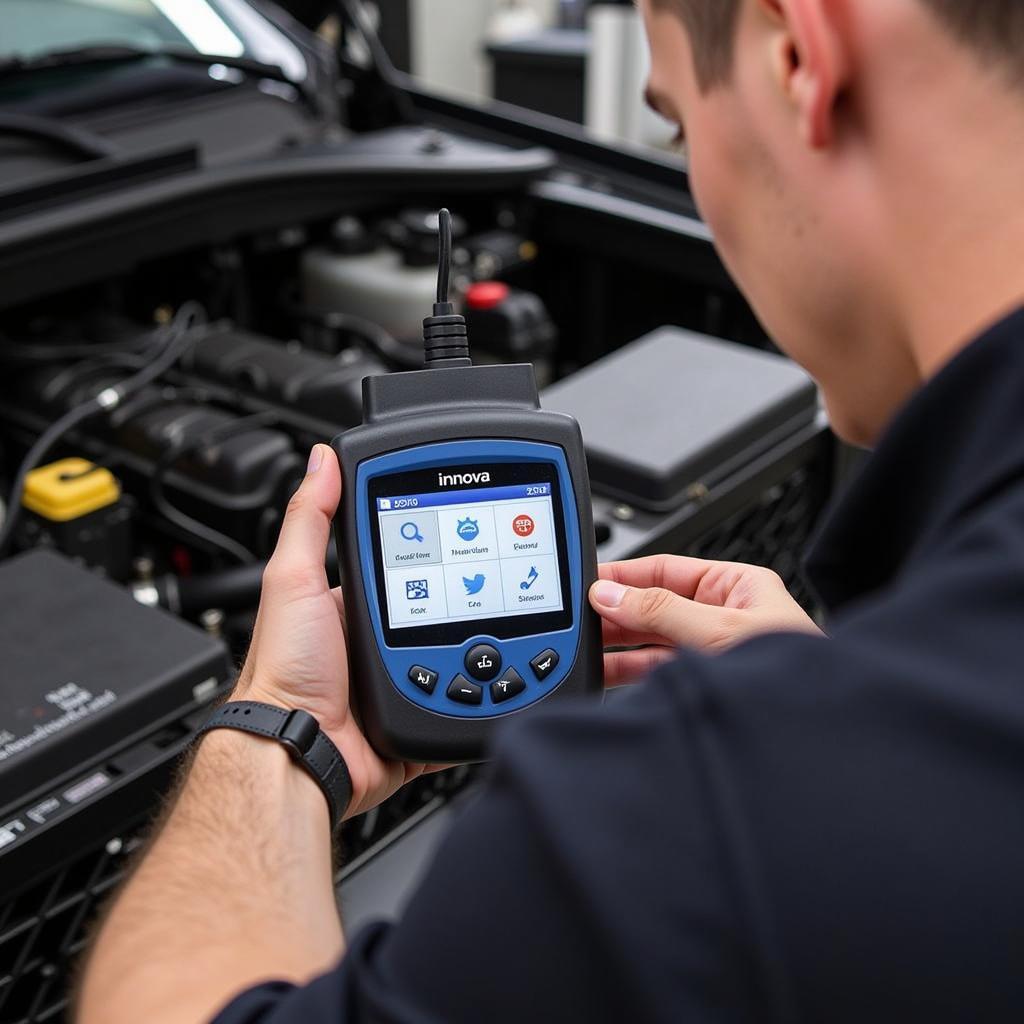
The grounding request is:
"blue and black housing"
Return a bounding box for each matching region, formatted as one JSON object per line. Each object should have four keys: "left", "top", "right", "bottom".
{"left": 332, "top": 361, "right": 603, "bottom": 763}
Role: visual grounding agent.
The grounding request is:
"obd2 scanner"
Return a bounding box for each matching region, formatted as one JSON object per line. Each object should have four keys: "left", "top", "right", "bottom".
{"left": 332, "top": 210, "right": 603, "bottom": 762}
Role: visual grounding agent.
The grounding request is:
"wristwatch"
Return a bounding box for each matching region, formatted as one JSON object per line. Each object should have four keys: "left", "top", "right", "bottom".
{"left": 196, "top": 701, "right": 353, "bottom": 829}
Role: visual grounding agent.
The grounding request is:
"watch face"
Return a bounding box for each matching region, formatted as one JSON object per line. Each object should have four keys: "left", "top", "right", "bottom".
{"left": 368, "top": 461, "right": 573, "bottom": 648}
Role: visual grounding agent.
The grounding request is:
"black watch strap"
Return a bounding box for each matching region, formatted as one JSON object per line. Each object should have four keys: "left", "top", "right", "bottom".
{"left": 196, "top": 702, "right": 352, "bottom": 830}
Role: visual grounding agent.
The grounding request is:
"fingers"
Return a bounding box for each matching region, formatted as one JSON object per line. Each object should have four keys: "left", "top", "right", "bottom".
{"left": 601, "top": 556, "right": 791, "bottom": 613}
{"left": 263, "top": 444, "right": 341, "bottom": 598}
{"left": 598, "top": 555, "right": 717, "bottom": 600}
{"left": 604, "top": 647, "right": 677, "bottom": 687}
{"left": 590, "top": 577, "right": 738, "bottom": 650}
{"left": 600, "top": 617, "right": 673, "bottom": 651}
{"left": 595, "top": 557, "right": 713, "bottom": 648}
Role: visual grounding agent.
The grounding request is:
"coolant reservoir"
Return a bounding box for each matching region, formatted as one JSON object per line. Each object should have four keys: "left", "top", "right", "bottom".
{"left": 301, "top": 214, "right": 452, "bottom": 345}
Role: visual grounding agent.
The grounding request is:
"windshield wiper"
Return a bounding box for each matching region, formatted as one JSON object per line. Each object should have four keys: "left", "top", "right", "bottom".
{"left": 0, "top": 45, "right": 321, "bottom": 116}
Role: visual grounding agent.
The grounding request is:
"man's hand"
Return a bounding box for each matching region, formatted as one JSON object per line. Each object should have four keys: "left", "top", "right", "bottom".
{"left": 590, "top": 554, "right": 824, "bottom": 686}
{"left": 233, "top": 443, "right": 438, "bottom": 818}
{"left": 77, "top": 444, "right": 442, "bottom": 1024}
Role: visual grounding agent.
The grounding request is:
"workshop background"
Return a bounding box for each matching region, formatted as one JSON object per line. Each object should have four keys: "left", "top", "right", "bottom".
{"left": 0, "top": 3, "right": 837, "bottom": 1021}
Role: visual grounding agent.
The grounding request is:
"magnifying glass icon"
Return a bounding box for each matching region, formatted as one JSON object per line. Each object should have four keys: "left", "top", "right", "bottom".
{"left": 400, "top": 522, "right": 425, "bottom": 543}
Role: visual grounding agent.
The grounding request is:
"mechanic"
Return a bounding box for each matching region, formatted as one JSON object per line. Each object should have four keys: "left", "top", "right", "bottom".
{"left": 78, "top": 1, "right": 1024, "bottom": 1021}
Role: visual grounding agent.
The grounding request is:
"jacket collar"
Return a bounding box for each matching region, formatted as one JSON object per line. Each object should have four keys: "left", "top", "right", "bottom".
{"left": 805, "top": 305, "right": 1024, "bottom": 614}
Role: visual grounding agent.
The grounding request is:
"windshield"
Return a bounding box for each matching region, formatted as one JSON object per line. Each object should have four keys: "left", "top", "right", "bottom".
{"left": 1, "top": 0, "right": 308, "bottom": 81}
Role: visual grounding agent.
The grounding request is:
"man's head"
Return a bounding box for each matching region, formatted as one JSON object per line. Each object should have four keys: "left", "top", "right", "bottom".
{"left": 655, "top": 1, "right": 1024, "bottom": 92}
{"left": 640, "top": 0, "right": 1024, "bottom": 445}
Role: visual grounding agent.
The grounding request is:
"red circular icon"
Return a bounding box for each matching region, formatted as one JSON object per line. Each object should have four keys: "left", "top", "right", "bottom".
{"left": 512, "top": 514, "right": 535, "bottom": 537}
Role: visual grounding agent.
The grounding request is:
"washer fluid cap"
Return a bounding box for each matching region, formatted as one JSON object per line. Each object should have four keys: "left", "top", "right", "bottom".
{"left": 22, "top": 458, "right": 120, "bottom": 522}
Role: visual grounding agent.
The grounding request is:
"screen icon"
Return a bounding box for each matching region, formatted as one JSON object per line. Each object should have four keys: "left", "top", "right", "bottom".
{"left": 405, "top": 579, "right": 430, "bottom": 601}
{"left": 463, "top": 573, "right": 486, "bottom": 595}
{"left": 400, "top": 522, "right": 425, "bottom": 543}
{"left": 520, "top": 566, "right": 539, "bottom": 591}
{"left": 512, "top": 514, "right": 535, "bottom": 537}
{"left": 456, "top": 517, "right": 480, "bottom": 541}
{"left": 378, "top": 498, "right": 392, "bottom": 510}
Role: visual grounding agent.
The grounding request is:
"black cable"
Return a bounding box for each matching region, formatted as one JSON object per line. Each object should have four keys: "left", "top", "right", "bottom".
{"left": 0, "top": 332, "right": 155, "bottom": 364}
{"left": 41, "top": 351, "right": 152, "bottom": 388}
{"left": 288, "top": 301, "right": 421, "bottom": 370}
{"left": 0, "top": 304, "right": 205, "bottom": 558}
{"left": 436, "top": 207, "right": 452, "bottom": 305}
{"left": 422, "top": 207, "right": 471, "bottom": 369}
{"left": 114, "top": 302, "right": 207, "bottom": 394}
{"left": 142, "top": 539, "right": 342, "bottom": 616}
{"left": 155, "top": 560, "right": 267, "bottom": 616}
{"left": 149, "top": 412, "right": 279, "bottom": 565}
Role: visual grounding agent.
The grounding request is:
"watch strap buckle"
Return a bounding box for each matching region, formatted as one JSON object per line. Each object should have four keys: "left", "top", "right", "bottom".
{"left": 196, "top": 701, "right": 352, "bottom": 830}
{"left": 279, "top": 708, "right": 319, "bottom": 757}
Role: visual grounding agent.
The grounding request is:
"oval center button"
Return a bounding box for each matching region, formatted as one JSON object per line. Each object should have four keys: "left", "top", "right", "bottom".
{"left": 465, "top": 643, "right": 501, "bottom": 682}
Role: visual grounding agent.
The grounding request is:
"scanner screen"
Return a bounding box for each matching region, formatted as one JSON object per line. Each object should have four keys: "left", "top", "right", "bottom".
{"left": 368, "top": 462, "right": 573, "bottom": 646}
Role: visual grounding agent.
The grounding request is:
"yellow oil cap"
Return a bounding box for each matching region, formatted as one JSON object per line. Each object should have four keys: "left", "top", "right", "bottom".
{"left": 22, "top": 458, "right": 121, "bottom": 522}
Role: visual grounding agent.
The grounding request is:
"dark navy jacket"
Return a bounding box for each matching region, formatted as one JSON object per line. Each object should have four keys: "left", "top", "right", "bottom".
{"left": 215, "top": 308, "right": 1024, "bottom": 1023}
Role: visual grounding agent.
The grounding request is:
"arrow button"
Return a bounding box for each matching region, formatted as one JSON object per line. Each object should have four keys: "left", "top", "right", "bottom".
{"left": 447, "top": 675, "right": 483, "bottom": 706}
{"left": 529, "top": 649, "right": 560, "bottom": 681}
{"left": 408, "top": 665, "right": 438, "bottom": 695}
{"left": 490, "top": 668, "right": 526, "bottom": 704}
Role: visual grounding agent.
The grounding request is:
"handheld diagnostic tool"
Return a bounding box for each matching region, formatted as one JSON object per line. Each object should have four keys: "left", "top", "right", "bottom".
{"left": 332, "top": 210, "right": 602, "bottom": 763}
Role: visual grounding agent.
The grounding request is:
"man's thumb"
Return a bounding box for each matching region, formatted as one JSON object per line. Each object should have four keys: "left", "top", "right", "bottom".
{"left": 264, "top": 444, "right": 341, "bottom": 593}
{"left": 590, "top": 579, "right": 729, "bottom": 649}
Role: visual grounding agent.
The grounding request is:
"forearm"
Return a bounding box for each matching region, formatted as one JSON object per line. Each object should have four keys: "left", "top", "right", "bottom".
{"left": 77, "top": 729, "right": 343, "bottom": 1024}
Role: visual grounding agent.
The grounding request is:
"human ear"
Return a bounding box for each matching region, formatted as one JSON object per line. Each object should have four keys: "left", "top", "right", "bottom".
{"left": 757, "top": 0, "right": 850, "bottom": 148}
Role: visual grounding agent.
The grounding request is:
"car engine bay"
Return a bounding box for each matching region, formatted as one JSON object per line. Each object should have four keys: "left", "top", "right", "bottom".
{"left": 0, "top": 8, "right": 836, "bottom": 1018}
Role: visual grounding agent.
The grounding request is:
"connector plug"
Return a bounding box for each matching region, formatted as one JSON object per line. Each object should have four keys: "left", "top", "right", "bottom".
{"left": 422, "top": 209, "right": 472, "bottom": 369}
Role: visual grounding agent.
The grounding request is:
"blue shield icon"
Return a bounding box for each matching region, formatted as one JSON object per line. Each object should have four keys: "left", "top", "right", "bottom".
{"left": 456, "top": 517, "right": 480, "bottom": 542}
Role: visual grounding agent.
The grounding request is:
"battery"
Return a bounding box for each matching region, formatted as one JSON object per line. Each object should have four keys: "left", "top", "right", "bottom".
{"left": 542, "top": 327, "right": 819, "bottom": 511}
{"left": 0, "top": 549, "right": 231, "bottom": 814}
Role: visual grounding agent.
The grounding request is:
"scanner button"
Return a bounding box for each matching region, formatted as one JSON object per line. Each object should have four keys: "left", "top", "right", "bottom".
{"left": 490, "top": 668, "right": 526, "bottom": 704}
{"left": 530, "top": 649, "right": 559, "bottom": 681}
{"left": 408, "top": 666, "right": 438, "bottom": 695}
{"left": 447, "top": 675, "right": 483, "bottom": 706}
{"left": 465, "top": 644, "right": 502, "bottom": 681}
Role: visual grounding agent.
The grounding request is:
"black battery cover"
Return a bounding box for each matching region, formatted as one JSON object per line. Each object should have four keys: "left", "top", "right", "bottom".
{"left": 0, "top": 550, "right": 230, "bottom": 812}
{"left": 542, "top": 327, "right": 818, "bottom": 511}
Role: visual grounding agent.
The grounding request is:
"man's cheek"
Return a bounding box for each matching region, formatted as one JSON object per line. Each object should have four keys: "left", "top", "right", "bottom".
{"left": 684, "top": 146, "right": 714, "bottom": 228}
{"left": 689, "top": 150, "right": 743, "bottom": 276}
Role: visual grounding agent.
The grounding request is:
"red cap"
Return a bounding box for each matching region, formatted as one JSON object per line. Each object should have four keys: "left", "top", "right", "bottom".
{"left": 466, "top": 281, "right": 510, "bottom": 311}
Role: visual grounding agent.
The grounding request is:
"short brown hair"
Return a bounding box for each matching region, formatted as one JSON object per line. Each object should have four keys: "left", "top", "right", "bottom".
{"left": 658, "top": 0, "right": 1024, "bottom": 91}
